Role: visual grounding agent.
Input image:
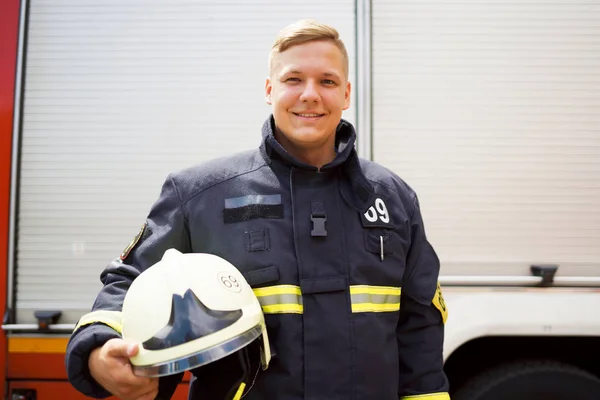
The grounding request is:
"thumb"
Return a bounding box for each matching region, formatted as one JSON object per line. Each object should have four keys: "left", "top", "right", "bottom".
{"left": 107, "top": 340, "right": 139, "bottom": 358}
{"left": 126, "top": 342, "right": 139, "bottom": 357}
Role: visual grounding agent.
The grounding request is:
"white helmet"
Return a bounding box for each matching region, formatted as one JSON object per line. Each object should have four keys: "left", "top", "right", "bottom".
{"left": 121, "top": 249, "right": 271, "bottom": 378}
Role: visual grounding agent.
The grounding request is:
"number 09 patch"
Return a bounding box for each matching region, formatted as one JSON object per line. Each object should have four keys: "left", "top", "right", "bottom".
{"left": 360, "top": 197, "right": 394, "bottom": 228}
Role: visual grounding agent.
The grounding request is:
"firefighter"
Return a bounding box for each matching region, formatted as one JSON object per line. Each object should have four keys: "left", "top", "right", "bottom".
{"left": 65, "top": 20, "right": 450, "bottom": 400}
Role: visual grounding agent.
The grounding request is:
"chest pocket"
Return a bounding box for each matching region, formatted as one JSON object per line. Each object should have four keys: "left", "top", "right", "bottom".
{"left": 364, "top": 228, "right": 395, "bottom": 259}
{"left": 361, "top": 196, "right": 397, "bottom": 260}
{"left": 359, "top": 226, "right": 408, "bottom": 288}
{"left": 350, "top": 195, "right": 408, "bottom": 290}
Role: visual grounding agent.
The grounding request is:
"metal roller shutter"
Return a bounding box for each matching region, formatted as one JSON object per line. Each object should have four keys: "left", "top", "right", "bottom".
{"left": 17, "top": 0, "right": 356, "bottom": 323}
{"left": 372, "top": 0, "right": 600, "bottom": 276}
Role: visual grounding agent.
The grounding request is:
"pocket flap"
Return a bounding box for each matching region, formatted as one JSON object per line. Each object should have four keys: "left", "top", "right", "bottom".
{"left": 300, "top": 276, "right": 347, "bottom": 294}
{"left": 243, "top": 265, "right": 280, "bottom": 287}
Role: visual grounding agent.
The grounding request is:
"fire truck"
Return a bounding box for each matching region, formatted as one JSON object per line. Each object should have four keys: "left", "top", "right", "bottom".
{"left": 2, "top": 0, "right": 599, "bottom": 399}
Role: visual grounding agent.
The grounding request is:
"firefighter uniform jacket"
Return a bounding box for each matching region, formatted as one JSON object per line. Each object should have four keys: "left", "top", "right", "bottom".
{"left": 66, "top": 116, "right": 450, "bottom": 400}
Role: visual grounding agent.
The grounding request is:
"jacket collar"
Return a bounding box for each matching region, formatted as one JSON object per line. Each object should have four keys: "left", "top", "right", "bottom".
{"left": 259, "top": 115, "right": 356, "bottom": 171}
{"left": 259, "top": 115, "right": 374, "bottom": 211}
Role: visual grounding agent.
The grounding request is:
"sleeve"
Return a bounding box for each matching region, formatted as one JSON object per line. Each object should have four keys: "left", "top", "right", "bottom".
{"left": 65, "top": 175, "right": 191, "bottom": 398}
{"left": 397, "top": 195, "right": 450, "bottom": 400}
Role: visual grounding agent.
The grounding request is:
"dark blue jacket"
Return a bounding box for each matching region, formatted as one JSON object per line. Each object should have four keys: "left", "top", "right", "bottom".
{"left": 66, "top": 116, "right": 450, "bottom": 400}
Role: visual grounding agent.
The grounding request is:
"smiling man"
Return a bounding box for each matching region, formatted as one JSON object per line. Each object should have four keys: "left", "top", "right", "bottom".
{"left": 66, "top": 20, "right": 450, "bottom": 400}
{"left": 266, "top": 26, "right": 351, "bottom": 168}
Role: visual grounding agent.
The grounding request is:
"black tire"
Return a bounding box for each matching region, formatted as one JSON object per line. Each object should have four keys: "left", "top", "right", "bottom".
{"left": 453, "top": 360, "right": 600, "bottom": 400}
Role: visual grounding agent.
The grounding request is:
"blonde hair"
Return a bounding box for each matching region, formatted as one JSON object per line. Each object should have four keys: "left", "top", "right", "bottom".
{"left": 269, "top": 20, "right": 349, "bottom": 78}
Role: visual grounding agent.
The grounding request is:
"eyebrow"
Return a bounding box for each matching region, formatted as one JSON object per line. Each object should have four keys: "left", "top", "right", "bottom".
{"left": 282, "top": 70, "right": 341, "bottom": 79}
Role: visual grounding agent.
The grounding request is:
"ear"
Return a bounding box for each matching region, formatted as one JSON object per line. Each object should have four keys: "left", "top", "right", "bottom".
{"left": 343, "top": 81, "right": 351, "bottom": 110}
{"left": 265, "top": 77, "right": 273, "bottom": 105}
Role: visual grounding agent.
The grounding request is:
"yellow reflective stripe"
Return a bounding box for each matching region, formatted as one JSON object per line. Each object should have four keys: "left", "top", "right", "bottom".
{"left": 253, "top": 285, "right": 303, "bottom": 314}
{"left": 350, "top": 285, "right": 401, "bottom": 296}
{"left": 432, "top": 282, "right": 448, "bottom": 324}
{"left": 401, "top": 393, "right": 450, "bottom": 400}
{"left": 352, "top": 302, "right": 400, "bottom": 313}
{"left": 232, "top": 382, "right": 246, "bottom": 400}
{"left": 261, "top": 304, "right": 304, "bottom": 314}
{"left": 350, "top": 285, "right": 401, "bottom": 313}
{"left": 74, "top": 310, "right": 123, "bottom": 334}
{"left": 252, "top": 285, "right": 403, "bottom": 314}
{"left": 253, "top": 285, "right": 301, "bottom": 297}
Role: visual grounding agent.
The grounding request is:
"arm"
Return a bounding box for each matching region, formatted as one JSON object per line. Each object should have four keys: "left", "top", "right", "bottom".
{"left": 65, "top": 175, "right": 191, "bottom": 398}
{"left": 397, "top": 195, "right": 450, "bottom": 400}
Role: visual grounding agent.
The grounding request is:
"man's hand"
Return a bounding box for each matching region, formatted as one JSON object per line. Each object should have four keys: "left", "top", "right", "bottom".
{"left": 88, "top": 338, "right": 158, "bottom": 400}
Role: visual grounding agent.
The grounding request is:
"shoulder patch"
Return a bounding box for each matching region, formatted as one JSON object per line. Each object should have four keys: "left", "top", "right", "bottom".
{"left": 120, "top": 223, "right": 146, "bottom": 261}
{"left": 432, "top": 282, "right": 448, "bottom": 324}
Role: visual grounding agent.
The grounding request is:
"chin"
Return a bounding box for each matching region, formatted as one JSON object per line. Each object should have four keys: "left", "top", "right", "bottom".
{"left": 290, "top": 129, "right": 327, "bottom": 143}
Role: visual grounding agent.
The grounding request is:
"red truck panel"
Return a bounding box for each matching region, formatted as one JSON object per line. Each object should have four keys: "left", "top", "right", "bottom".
{"left": 0, "top": 0, "right": 21, "bottom": 396}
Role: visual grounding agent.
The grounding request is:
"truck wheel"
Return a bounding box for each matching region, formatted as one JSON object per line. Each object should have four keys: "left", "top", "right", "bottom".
{"left": 452, "top": 360, "right": 600, "bottom": 400}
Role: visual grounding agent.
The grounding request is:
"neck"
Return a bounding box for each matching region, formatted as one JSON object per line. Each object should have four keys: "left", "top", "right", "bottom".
{"left": 274, "top": 130, "right": 336, "bottom": 169}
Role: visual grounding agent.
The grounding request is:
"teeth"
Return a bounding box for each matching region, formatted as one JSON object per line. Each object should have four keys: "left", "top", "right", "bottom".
{"left": 298, "top": 113, "right": 321, "bottom": 117}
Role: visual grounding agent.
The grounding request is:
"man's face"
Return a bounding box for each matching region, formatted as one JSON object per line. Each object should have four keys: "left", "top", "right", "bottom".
{"left": 265, "top": 40, "right": 351, "bottom": 154}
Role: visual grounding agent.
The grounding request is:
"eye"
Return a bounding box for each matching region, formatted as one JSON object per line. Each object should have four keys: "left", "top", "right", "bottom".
{"left": 285, "top": 77, "right": 301, "bottom": 83}
{"left": 322, "top": 79, "right": 337, "bottom": 85}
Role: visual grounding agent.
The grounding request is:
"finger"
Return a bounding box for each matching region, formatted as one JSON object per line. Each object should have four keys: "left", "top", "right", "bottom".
{"left": 134, "top": 384, "right": 159, "bottom": 400}
{"left": 115, "top": 377, "right": 156, "bottom": 400}
{"left": 149, "top": 377, "right": 159, "bottom": 390}
{"left": 119, "top": 366, "right": 156, "bottom": 388}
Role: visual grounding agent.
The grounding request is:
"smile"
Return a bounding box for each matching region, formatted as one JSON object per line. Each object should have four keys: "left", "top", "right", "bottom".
{"left": 293, "top": 113, "right": 325, "bottom": 118}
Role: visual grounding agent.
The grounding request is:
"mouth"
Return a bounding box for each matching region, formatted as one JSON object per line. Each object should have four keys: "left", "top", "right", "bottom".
{"left": 292, "top": 112, "right": 325, "bottom": 119}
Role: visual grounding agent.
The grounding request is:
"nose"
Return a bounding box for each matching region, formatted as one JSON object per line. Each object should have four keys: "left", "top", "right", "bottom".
{"left": 299, "top": 80, "right": 320, "bottom": 103}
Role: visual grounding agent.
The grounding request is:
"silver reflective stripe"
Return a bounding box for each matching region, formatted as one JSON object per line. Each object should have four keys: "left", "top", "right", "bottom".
{"left": 252, "top": 285, "right": 402, "bottom": 314}
{"left": 351, "top": 293, "right": 401, "bottom": 305}
{"left": 253, "top": 285, "right": 303, "bottom": 314}
{"left": 74, "top": 310, "right": 123, "bottom": 334}
{"left": 224, "top": 194, "right": 282, "bottom": 209}
{"left": 350, "top": 285, "right": 401, "bottom": 313}
{"left": 257, "top": 293, "right": 303, "bottom": 307}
